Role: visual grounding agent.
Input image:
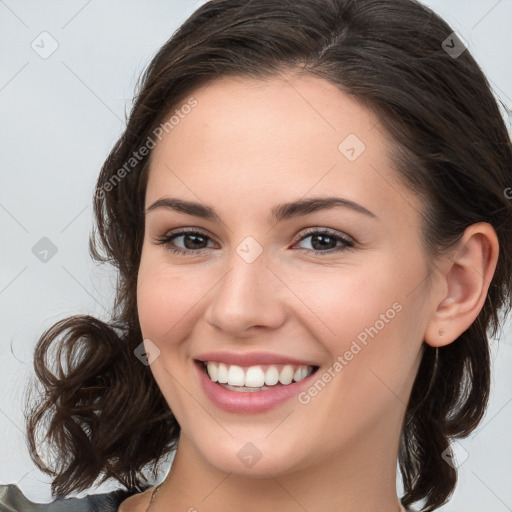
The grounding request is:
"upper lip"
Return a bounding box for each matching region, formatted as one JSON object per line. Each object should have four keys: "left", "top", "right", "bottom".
{"left": 195, "top": 351, "right": 319, "bottom": 367}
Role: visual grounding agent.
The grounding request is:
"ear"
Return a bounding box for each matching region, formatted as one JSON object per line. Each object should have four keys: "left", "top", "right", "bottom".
{"left": 424, "top": 222, "right": 499, "bottom": 348}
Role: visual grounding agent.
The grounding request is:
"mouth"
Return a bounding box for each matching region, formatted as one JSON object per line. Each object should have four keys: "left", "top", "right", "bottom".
{"left": 195, "top": 359, "right": 320, "bottom": 392}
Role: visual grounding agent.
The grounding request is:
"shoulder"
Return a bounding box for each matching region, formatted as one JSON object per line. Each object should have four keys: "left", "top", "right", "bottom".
{"left": 118, "top": 486, "right": 155, "bottom": 512}
{"left": 0, "top": 482, "right": 150, "bottom": 512}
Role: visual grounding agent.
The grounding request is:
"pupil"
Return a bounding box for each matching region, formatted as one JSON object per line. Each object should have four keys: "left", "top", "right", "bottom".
{"left": 312, "top": 234, "right": 335, "bottom": 250}
{"left": 185, "top": 234, "right": 206, "bottom": 249}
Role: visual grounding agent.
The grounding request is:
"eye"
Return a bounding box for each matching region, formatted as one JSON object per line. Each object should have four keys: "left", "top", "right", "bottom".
{"left": 155, "top": 229, "right": 215, "bottom": 256}
{"left": 293, "top": 227, "right": 355, "bottom": 255}
{"left": 154, "top": 227, "right": 355, "bottom": 256}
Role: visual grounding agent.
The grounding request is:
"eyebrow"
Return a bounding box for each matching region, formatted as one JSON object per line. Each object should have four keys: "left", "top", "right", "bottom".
{"left": 145, "top": 196, "right": 377, "bottom": 223}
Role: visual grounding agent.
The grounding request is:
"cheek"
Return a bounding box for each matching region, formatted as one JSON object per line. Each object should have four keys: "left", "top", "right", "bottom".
{"left": 294, "top": 262, "right": 406, "bottom": 350}
{"left": 136, "top": 251, "right": 230, "bottom": 366}
{"left": 136, "top": 251, "right": 199, "bottom": 342}
{"left": 293, "top": 275, "right": 420, "bottom": 436}
{"left": 136, "top": 254, "right": 205, "bottom": 412}
{"left": 293, "top": 253, "right": 426, "bottom": 397}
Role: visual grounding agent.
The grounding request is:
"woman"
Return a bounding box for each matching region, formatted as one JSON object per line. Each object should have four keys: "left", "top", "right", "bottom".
{"left": 1, "top": 0, "right": 511, "bottom": 511}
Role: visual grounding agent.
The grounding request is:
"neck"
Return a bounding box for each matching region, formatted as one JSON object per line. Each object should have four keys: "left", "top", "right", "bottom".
{"left": 154, "top": 412, "right": 406, "bottom": 512}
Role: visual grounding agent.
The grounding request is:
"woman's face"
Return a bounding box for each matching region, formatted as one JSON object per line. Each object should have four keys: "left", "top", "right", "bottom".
{"left": 137, "top": 73, "right": 437, "bottom": 477}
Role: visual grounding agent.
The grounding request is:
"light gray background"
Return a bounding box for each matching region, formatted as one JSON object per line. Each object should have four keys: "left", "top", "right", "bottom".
{"left": 0, "top": 1, "right": 511, "bottom": 510}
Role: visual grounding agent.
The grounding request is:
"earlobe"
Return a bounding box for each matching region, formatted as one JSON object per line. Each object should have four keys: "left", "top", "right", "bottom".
{"left": 424, "top": 222, "right": 499, "bottom": 348}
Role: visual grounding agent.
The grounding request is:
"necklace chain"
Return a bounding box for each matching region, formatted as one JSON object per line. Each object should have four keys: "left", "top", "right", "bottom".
{"left": 146, "top": 483, "right": 163, "bottom": 512}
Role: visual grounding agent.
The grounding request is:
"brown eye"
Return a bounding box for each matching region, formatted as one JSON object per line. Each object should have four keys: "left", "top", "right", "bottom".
{"left": 155, "top": 229, "right": 215, "bottom": 255}
{"left": 294, "top": 228, "right": 355, "bottom": 255}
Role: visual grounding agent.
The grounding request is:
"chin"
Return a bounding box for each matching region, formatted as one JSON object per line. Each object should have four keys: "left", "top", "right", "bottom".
{"left": 193, "top": 435, "right": 309, "bottom": 478}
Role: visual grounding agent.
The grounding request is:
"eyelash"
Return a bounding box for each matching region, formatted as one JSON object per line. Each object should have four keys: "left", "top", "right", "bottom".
{"left": 154, "top": 227, "right": 355, "bottom": 256}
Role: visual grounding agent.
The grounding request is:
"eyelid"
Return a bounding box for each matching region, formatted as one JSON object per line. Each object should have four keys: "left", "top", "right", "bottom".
{"left": 168, "top": 226, "right": 219, "bottom": 246}
{"left": 293, "top": 226, "right": 354, "bottom": 245}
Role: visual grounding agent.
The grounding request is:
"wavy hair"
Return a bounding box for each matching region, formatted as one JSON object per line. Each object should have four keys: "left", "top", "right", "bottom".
{"left": 24, "top": 1, "right": 512, "bottom": 510}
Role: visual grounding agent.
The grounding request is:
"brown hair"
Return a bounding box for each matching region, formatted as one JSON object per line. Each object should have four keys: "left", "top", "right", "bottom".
{"left": 24, "top": 1, "right": 512, "bottom": 510}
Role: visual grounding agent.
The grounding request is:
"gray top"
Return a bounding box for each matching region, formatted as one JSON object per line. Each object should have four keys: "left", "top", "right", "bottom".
{"left": 0, "top": 483, "right": 150, "bottom": 512}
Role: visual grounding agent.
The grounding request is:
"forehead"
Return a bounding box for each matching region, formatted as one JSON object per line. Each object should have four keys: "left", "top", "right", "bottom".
{"left": 153, "top": 72, "right": 383, "bottom": 159}
{"left": 145, "top": 73, "right": 422, "bottom": 230}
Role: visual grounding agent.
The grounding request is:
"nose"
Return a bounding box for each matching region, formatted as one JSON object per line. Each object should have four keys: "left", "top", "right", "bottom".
{"left": 204, "top": 245, "right": 287, "bottom": 336}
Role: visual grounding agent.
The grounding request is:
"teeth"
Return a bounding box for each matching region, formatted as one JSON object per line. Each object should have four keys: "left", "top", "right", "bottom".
{"left": 227, "top": 365, "right": 245, "bottom": 386}
{"left": 217, "top": 363, "right": 228, "bottom": 384}
{"left": 294, "top": 366, "right": 310, "bottom": 382}
{"left": 279, "top": 365, "right": 294, "bottom": 385}
{"left": 245, "top": 366, "right": 265, "bottom": 387}
{"left": 264, "top": 366, "right": 279, "bottom": 386}
{"left": 204, "top": 361, "right": 315, "bottom": 388}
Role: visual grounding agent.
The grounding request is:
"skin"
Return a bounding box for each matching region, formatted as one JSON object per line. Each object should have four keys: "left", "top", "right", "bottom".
{"left": 120, "top": 72, "right": 499, "bottom": 512}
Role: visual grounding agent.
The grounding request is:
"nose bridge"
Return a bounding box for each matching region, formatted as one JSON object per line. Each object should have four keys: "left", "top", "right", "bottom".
{"left": 205, "top": 236, "right": 285, "bottom": 333}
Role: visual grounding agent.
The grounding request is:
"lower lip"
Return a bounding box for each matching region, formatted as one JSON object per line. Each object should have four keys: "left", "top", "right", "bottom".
{"left": 195, "top": 360, "right": 319, "bottom": 414}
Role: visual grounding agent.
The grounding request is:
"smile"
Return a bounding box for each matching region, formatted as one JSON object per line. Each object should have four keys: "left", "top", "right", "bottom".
{"left": 203, "top": 361, "right": 316, "bottom": 390}
{"left": 195, "top": 359, "right": 320, "bottom": 413}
